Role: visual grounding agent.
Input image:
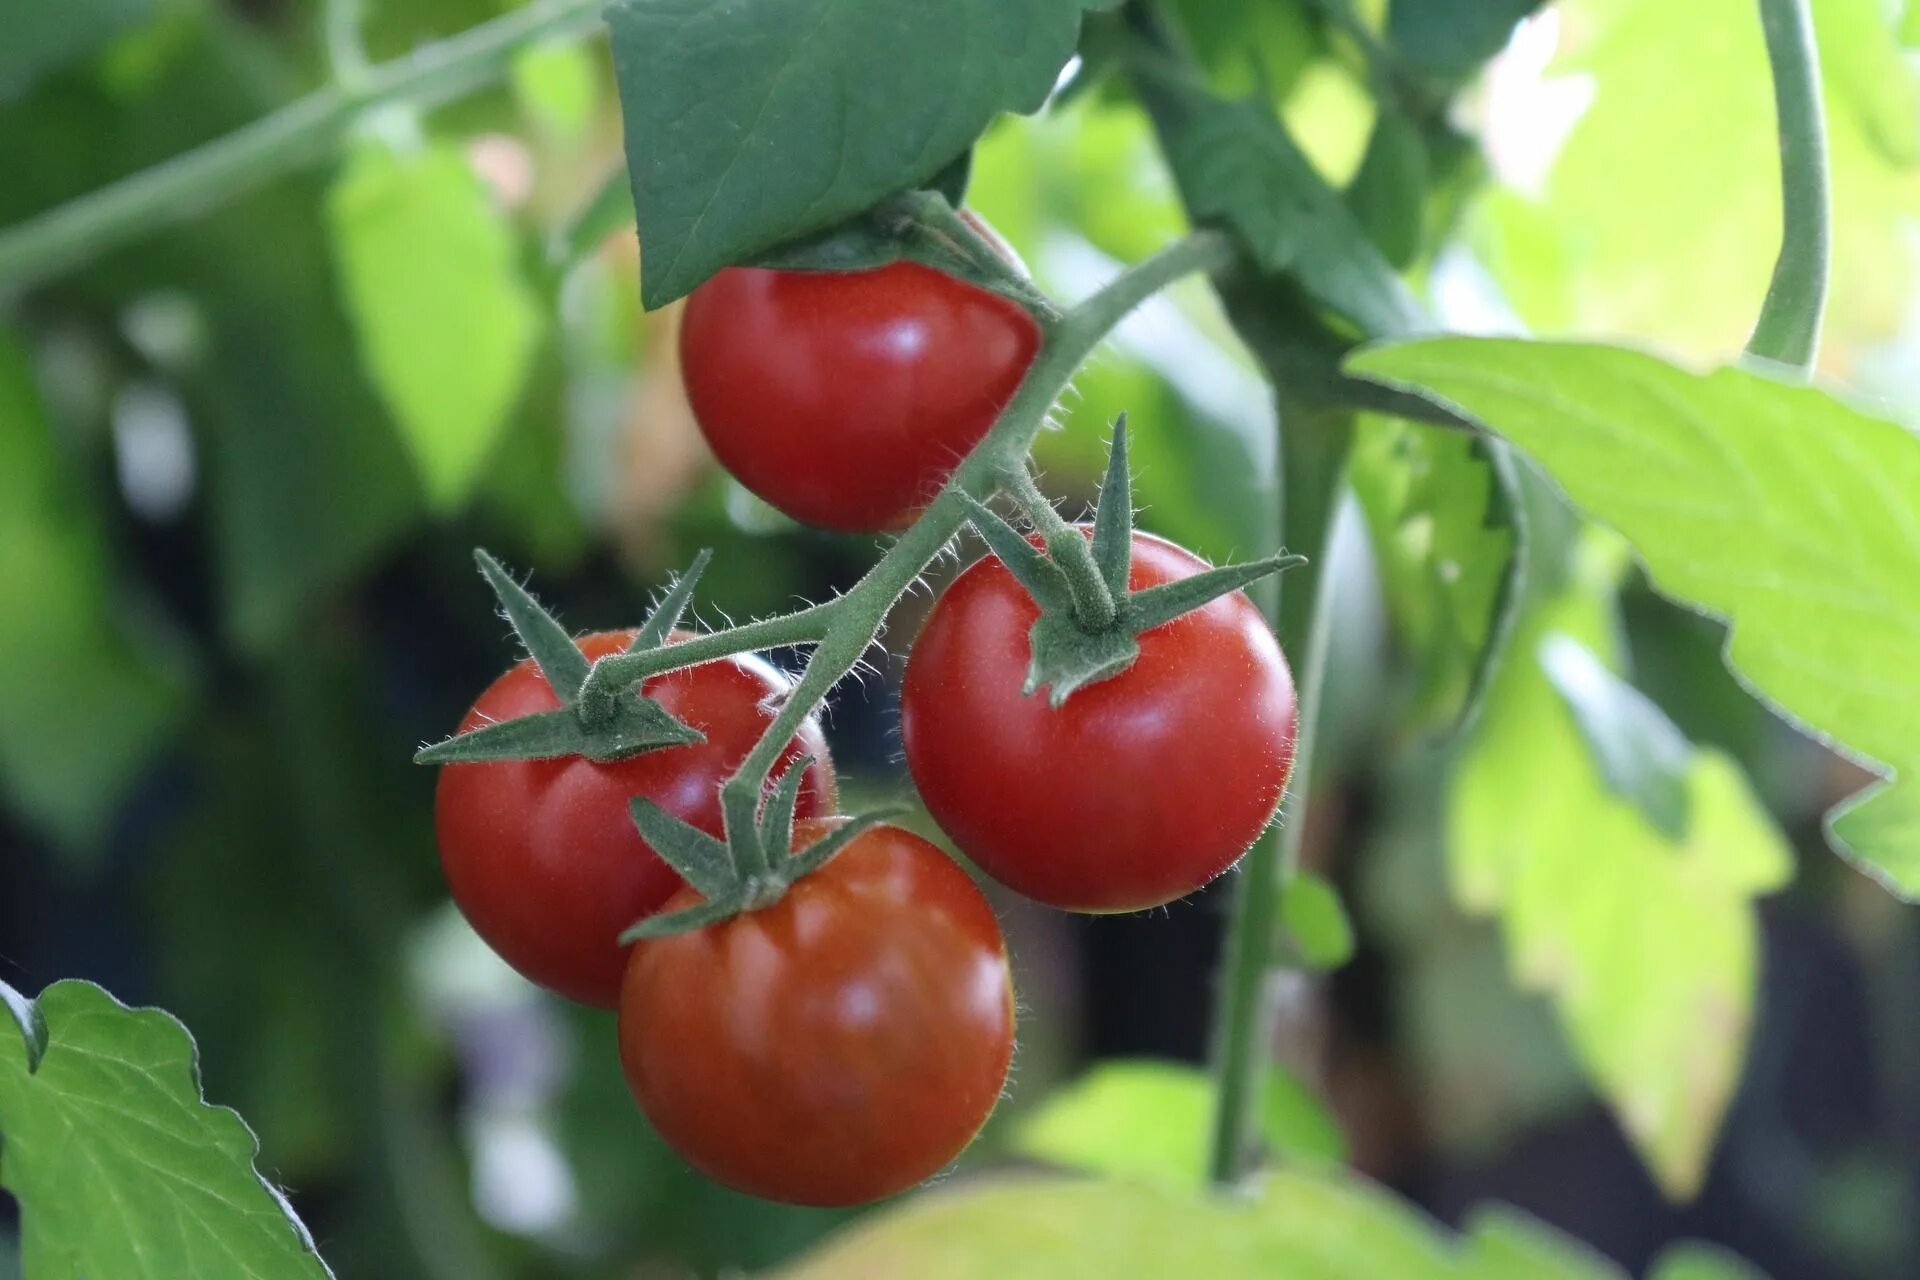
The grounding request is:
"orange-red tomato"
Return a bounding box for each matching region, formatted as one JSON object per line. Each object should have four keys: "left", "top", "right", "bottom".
{"left": 679, "top": 258, "right": 1040, "bottom": 532}
{"left": 617, "top": 820, "right": 1014, "bottom": 1206}
{"left": 902, "top": 531, "right": 1297, "bottom": 912}
{"left": 434, "top": 631, "right": 835, "bottom": 1007}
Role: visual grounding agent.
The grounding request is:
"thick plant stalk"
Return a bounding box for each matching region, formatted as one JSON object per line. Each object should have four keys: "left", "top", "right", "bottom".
{"left": 0, "top": 0, "right": 603, "bottom": 291}
{"left": 1747, "top": 0, "right": 1830, "bottom": 371}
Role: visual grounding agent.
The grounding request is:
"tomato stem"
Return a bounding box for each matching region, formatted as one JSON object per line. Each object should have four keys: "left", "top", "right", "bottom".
{"left": 1747, "top": 0, "right": 1829, "bottom": 372}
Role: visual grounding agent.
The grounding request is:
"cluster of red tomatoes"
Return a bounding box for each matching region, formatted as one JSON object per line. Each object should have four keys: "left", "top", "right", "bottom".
{"left": 432, "top": 245, "right": 1296, "bottom": 1207}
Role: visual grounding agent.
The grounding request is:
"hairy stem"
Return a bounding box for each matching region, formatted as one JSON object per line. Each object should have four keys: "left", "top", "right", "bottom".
{"left": 1747, "top": 0, "right": 1829, "bottom": 371}
{"left": 0, "top": 0, "right": 603, "bottom": 291}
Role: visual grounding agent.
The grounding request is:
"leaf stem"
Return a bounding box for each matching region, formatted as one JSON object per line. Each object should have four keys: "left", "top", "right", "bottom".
{"left": 1747, "top": 0, "right": 1829, "bottom": 372}
{"left": 0, "top": 0, "right": 603, "bottom": 292}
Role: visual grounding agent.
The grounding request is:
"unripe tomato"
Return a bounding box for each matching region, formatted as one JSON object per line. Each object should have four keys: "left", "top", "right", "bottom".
{"left": 618, "top": 819, "right": 1014, "bottom": 1206}
{"left": 434, "top": 631, "right": 835, "bottom": 1007}
{"left": 901, "top": 531, "right": 1296, "bottom": 912}
{"left": 678, "top": 252, "right": 1041, "bottom": 532}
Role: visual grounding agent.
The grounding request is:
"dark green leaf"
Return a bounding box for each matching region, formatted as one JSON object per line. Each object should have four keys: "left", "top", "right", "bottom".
{"left": 607, "top": 0, "right": 1113, "bottom": 306}
{"left": 0, "top": 0, "right": 154, "bottom": 102}
{"left": 1539, "top": 634, "right": 1694, "bottom": 840}
{"left": 0, "top": 979, "right": 333, "bottom": 1278}
{"left": 1345, "top": 108, "right": 1428, "bottom": 269}
{"left": 1387, "top": 0, "right": 1546, "bottom": 80}
{"left": 474, "top": 548, "right": 591, "bottom": 699}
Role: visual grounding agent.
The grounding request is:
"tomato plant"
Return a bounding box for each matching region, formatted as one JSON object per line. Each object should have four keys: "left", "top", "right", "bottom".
{"left": 617, "top": 819, "right": 1015, "bottom": 1206}
{"left": 679, "top": 259, "right": 1042, "bottom": 531}
{"left": 436, "top": 630, "right": 835, "bottom": 1006}
{"left": 901, "top": 530, "right": 1296, "bottom": 912}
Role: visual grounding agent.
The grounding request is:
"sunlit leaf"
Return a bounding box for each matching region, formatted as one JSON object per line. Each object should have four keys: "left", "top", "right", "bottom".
{"left": 607, "top": 0, "right": 1115, "bottom": 306}
{"left": 511, "top": 38, "right": 599, "bottom": 143}
{"left": 1351, "top": 337, "right": 1920, "bottom": 895}
{"left": 1011, "top": 1059, "right": 1344, "bottom": 1187}
{"left": 0, "top": 979, "right": 333, "bottom": 1278}
{"left": 327, "top": 142, "right": 542, "bottom": 512}
{"left": 1279, "top": 872, "right": 1355, "bottom": 970}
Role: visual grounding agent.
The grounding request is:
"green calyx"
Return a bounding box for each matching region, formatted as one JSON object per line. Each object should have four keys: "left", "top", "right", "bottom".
{"left": 969, "top": 417, "right": 1306, "bottom": 706}
{"left": 412, "top": 549, "right": 710, "bottom": 767}
{"left": 623, "top": 771, "right": 903, "bottom": 941}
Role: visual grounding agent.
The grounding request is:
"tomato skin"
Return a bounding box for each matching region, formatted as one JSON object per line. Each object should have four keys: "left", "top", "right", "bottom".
{"left": 901, "top": 531, "right": 1297, "bottom": 912}
{"left": 678, "top": 259, "right": 1041, "bottom": 532}
{"left": 434, "top": 631, "right": 835, "bottom": 1008}
{"left": 618, "top": 820, "right": 1014, "bottom": 1206}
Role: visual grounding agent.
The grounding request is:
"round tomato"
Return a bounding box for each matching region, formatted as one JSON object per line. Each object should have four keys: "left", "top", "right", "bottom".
{"left": 901, "top": 531, "right": 1296, "bottom": 912}
{"left": 618, "top": 819, "right": 1014, "bottom": 1206}
{"left": 678, "top": 255, "right": 1041, "bottom": 532}
{"left": 435, "top": 631, "right": 835, "bottom": 1007}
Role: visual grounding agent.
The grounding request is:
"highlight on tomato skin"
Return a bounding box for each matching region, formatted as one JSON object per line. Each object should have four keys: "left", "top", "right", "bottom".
{"left": 616, "top": 818, "right": 1016, "bottom": 1207}
{"left": 677, "top": 238, "right": 1041, "bottom": 533}
{"left": 433, "top": 630, "right": 836, "bottom": 1008}
{"left": 900, "top": 530, "right": 1298, "bottom": 914}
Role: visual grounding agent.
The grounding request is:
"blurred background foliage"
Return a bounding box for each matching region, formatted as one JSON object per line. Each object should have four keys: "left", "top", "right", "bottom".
{"left": 3, "top": 0, "right": 1920, "bottom": 1276}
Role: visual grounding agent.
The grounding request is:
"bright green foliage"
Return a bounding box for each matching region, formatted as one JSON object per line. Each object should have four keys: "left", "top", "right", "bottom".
{"left": 1539, "top": 634, "right": 1693, "bottom": 839}
{"left": 0, "top": 333, "right": 185, "bottom": 851}
{"left": 1475, "top": 0, "right": 1918, "bottom": 360}
{"left": 1447, "top": 542, "right": 1791, "bottom": 1198}
{"left": 0, "top": 980, "right": 332, "bottom": 1279}
{"left": 1352, "top": 337, "right": 1920, "bottom": 895}
{"left": 1011, "top": 1059, "right": 1344, "bottom": 1187}
{"left": 1350, "top": 418, "right": 1517, "bottom": 729}
{"left": 0, "top": 0, "right": 153, "bottom": 101}
{"left": 776, "top": 1167, "right": 1665, "bottom": 1279}
{"left": 1279, "top": 871, "right": 1355, "bottom": 970}
{"left": 1648, "top": 1242, "right": 1772, "bottom": 1280}
{"left": 606, "top": 0, "right": 1114, "bottom": 307}
{"left": 327, "top": 142, "right": 542, "bottom": 512}
{"left": 511, "top": 39, "right": 600, "bottom": 143}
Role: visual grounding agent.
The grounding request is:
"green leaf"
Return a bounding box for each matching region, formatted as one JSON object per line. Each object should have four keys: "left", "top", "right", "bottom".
{"left": 1349, "top": 418, "right": 1520, "bottom": 731}
{"left": 1011, "top": 1060, "right": 1344, "bottom": 1188}
{"left": 1279, "top": 872, "right": 1354, "bottom": 970}
{"left": 775, "top": 1169, "right": 1649, "bottom": 1279}
{"left": 0, "top": 0, "right": 154, "bottom": 102}
{"left": 1350, "top": 337, "right": 1920, "bottom": 895}
{"left": 1539, "top": 634, "right": 1694, "bottom": 840}
{"left": 0, "top": 332, "right": 186, "bottom": 852}
{"left": 0, "top": 979, "right": 333, "bottom": 1278}
{"left": 1448, "top": 549, "right": 1792, "bottom": 1198}
{"left": 1648, "top": 1242, "right": 1771, "bottom": 1280}
{"left": 1458, "top": 1207, "right": 1620, "bottom": 1280}
{"left": 1132, "top": 60, "right": 1424, "bottom": 336}
{"left": 511, "top": 38, "right": 598, "bottom": 143}
{"left": 1345, "top": 108, "right": 1428, "bottom": 269}
{"left": 607, "top": 0, "right": 1113, "bottom": 307}
{"left": 327, "top": 142, "right": 542, "bottom": 511}
{"left": 1387, "top": 0, "right": 1546, "bottom": 80}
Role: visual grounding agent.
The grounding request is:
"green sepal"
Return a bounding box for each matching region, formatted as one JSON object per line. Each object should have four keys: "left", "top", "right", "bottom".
{"left": 413, "top": 708, "right": 589, "bottom": 764}
{"left": 1023, "top": 611, "right": 1140, "bottom": 706}
{"left": 1126, "top": 554, "right": 1307, "bottom": 633}
{"left": 476, "top": 547, "right": 590, "bottom": 700}
{"left": 757, "top": 756, "right": 813, "bottom": 855}
{"left": 587, "top": 694, "right": 707, "bottom": 761}
{"left": 620, "top": 894, "right": 746, "bottom": 943}
{"left": 630, "top": 548, "right": 712, "bottom": 652}
{"left": 783, "top": 807, "right": 906, "bottom": 881}
{"left": 626, "top": 797, "right": 736, "bottom": 902}
{"left": 1089, "top": 414, "right": 1135, "bottom": 602}
{"left": 960, "top": 493, "right": 1074, "bottom": 614}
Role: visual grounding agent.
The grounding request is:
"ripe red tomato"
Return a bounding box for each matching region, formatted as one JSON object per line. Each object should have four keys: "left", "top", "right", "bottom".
{"left": 901, "top": 531, "right": 1297, "bottom": 912}
{"left": 678, "top": 256, "right": 1041, "bottom": 532}
{"left": 618, "top": 819, "right": 1014, "bottom": 1206}
{"left": 435, "top": 631, "right": 835, "bottom": 1007}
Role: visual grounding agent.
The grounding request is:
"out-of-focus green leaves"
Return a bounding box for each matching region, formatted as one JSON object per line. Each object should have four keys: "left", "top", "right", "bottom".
{"left": 1539, "top": 633, "right": 1693, "bottom": 840}
{"left": 1349, "top": 417, "right": 1517, "bottom": 731}
{"left": 776, "top": 1168, "right": 1692, "bottom": 1279}
{"left": 1279, "top": 871, "right": 1355, "bottom": 969}
{"left": 1388, "top": 0, "right": 1546, "bottom": 82}
{"left": 1162, "top": 0, "right": 1320, "bottom": 103}
{"left": 1352, "top": 337, "right": 1920, "bottom": 895}
{"left": 0, "top": 0, "right": 154, "bottom": 103}
{"left": 328, "top": 141, "right": 543, "bottom": 513}
{"left": 606, "top": 0, "right": 1112, "bottom": 306}
{"left": 1011, "top": 1059, "right": 1344, "bottom": 1187}
{"left": 0, "top": 332, "right": 186, "bottom": 852}
{"left": 1449, "top": 542, "right": 1791, "bottom": 1198}
{"left": 1647, "top": 1242, "right": 1771, "bottom": 1280}
{"left": 1346, "top": 108, "right": 1429, "bottom": 268}
{"left": 511, "top": 39, "right": 599, "bottom": 145}
{"left": 0, "top": 979, "right": 333, "bottom": 1278}
{"left": 1474, "top": 0, "right": 1920, "bottom": 362}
